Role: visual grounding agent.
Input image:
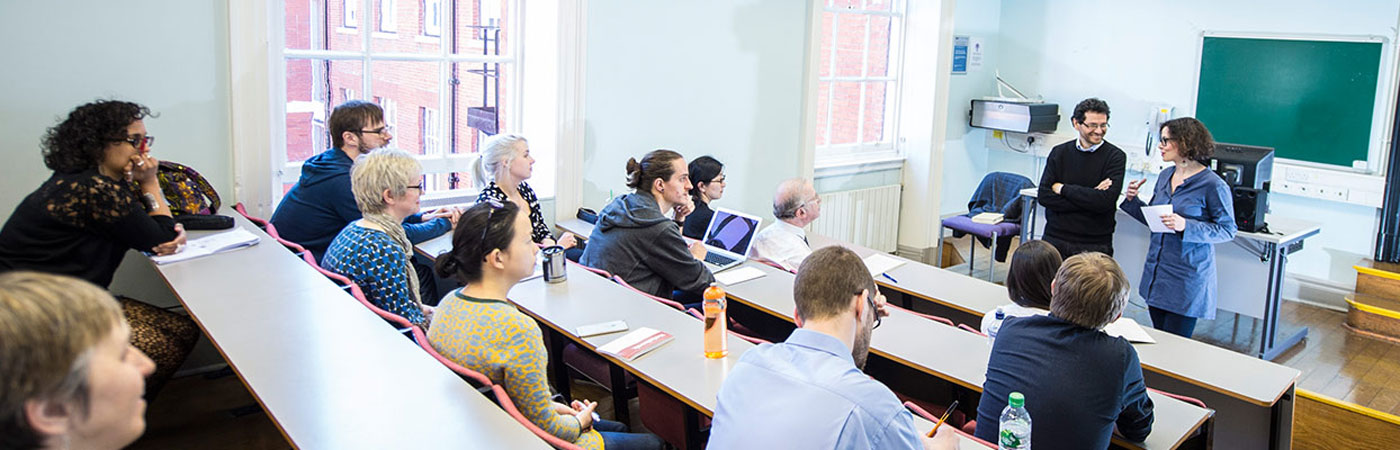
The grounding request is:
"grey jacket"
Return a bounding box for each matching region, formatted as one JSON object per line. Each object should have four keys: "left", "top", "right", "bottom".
{"left": 581, "top": 193, "right": 714, "bottom": 298}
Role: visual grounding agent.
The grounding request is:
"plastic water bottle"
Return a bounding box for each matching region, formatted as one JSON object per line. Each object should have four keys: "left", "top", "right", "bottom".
{"left": 703, "top": 283, "right": 728, "bottom": 359}
{"left": 987, "top": 309, "right": 1006, "bottom": 344}
{"left": 999, "top": 391, "right": 1031, "bottom": 450}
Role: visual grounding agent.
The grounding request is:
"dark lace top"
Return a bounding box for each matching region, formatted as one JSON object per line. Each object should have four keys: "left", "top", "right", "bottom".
{"left": 477, "top": 181, "right": 551, "bottom": 244}
{"left": 0, "top": 170, "right": 178, "bottom": 288}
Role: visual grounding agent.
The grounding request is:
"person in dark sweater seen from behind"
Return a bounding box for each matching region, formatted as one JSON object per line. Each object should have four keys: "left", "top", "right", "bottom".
{"left": 974, "top": 252, "right": 1154, "bottom": 450}
{"left": 581, "top": 150, "right": 714, "bottom": 300}
{"left": 1037, "top": 98, "right": 1126, "bottom": 256}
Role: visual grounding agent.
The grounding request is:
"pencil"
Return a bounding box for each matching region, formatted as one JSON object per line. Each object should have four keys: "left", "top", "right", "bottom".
{"left": 926, "top": 400, "right": 959, "bottom": 437}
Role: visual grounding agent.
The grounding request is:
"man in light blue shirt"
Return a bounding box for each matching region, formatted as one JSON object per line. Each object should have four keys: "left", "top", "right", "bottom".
{"left": 707, "top": 246, "right": 956, "bottom": 450}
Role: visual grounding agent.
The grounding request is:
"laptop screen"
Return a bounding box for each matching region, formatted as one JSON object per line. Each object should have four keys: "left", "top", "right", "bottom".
{"left": 703, "top": 209, "right": 759, "bottom": 256}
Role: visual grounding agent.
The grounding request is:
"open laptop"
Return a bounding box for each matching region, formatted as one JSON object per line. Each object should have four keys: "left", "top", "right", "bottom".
{"left": 699, "top": 207, "right": 761, "bottom": 273}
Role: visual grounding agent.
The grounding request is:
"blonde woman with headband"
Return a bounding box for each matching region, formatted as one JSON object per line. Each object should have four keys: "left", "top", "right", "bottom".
{"left": 474, "top": 134, "right": 578, "bottom": 249}
{"left": 322, "top": 149, "right": 450, "bottom": 328}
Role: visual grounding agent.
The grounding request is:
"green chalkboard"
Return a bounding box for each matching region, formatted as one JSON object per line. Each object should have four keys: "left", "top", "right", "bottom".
{"left": 1196, "top": 36, "right": 1383, "bottom": 169}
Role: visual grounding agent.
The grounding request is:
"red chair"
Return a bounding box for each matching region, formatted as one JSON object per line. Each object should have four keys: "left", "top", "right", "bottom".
{"left": 310, "top": 263, "right": 417, "bottom": 331}
{"left": 409, "top": 326, "right": 494, "bottom": 389}
{"left": 233, "top": 202, "right": 270, "bottom": 230}
{"left": 686, "top": 308, "right": 770, "bottom": 345}
{"left": 267, "top": 226, "right": 319, "bottom": 267}
{"left": 752, "top": 258, "right": 793, "bottom": 273}
{"left": 904, "top": 401, "right": 996, "bottom": 448}
{"left": 889, "top": 304, "right": 955, "bottom": 327}
{"left": 958, "top": 323, "right": 987, "bottom": 337}
{"left": 492, "top": 384, "right": 588, "bottom": 450}
{"left": 569, "top": 260, "right": 612, "bottom": 279}
{"left": 1148, "top": 387, "right": 1209, "bottom": 409}
{"left": 613, "top": 275, "right": 686, "bottom": 311}
{"left": 261, "top": 222, "right": 282, "bottom": 240}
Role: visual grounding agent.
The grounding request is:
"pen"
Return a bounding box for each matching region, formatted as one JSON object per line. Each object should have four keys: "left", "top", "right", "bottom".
{"left": 927, "top": 400, "right": 959, "bottom": 437}
{"left": 881, "top": 273, "right": 899, "bottom": 283}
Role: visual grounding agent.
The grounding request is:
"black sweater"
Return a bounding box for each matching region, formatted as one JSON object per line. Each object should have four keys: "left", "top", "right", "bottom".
{"left": 1037, "top": 140, "right": 1126, "bottom": 244}
{"left": 0, "top": 171, "right": 178, "bottom": 288}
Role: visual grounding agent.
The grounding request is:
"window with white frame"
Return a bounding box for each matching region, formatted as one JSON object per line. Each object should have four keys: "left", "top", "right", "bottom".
{"left": 280, "top": 0, "right": 519, "bottom": 197}
{"left": 344, "top": 0, "right": 358, "bottom": 28}
{"left": 815, "top": 0, "right": 905, "bottom": 161}
{"left": 422, "top": 0, "right": 442, "bottom": 37}
{"left": 378, "top": 0, "right": 397, "bottom": 33}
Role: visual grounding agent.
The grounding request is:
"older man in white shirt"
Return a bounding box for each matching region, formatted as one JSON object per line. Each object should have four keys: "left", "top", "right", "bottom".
{"left": 751, "top": 178, "right": 822, "bottom": 272}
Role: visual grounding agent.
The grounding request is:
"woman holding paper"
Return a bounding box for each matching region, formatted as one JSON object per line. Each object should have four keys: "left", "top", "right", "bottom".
{"left": 1120, "top": 117, "right": 1237, "bottom": 338}
{"left": 0, "top": 100, "right": 198, "bottom": 398}
{"left": 429, "top": 202, "right": 664, "bottom": 450}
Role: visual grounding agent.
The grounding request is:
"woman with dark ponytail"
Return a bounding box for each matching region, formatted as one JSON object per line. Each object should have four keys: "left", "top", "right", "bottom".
{"left": 429, "top": 202, "right": 664, "bottom": 450}
{"left": 580, "top": 150, "right": 715, "bottom": 300}
{"left": 681, "top": 155, "right": 726, "bottom": 239}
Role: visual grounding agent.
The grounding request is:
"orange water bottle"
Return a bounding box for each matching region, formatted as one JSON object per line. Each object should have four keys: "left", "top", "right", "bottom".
{"left": 703, "top": 283, "right": 728, "bottom": 358}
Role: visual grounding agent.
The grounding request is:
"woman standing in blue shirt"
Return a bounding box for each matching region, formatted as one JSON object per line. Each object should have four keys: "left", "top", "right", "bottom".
{"left": 1121, "top": 117, "right": 1236, "bottom": 337}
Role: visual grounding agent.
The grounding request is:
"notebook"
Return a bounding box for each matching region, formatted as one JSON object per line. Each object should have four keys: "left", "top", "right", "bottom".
{"left": 151, "top": 228, "right": 261, "bottom": 265}
{"left": 597, "top": 327, "right": 674, "bottom": 361}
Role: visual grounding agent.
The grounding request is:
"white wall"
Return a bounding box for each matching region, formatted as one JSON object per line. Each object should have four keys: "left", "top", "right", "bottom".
{"left": 945, "top": 0, "right": 1400, "bottom": 288}
{"left": 0, "top": 1, "right": 234, "bottom": 222}
{"left": 940, "top": 0, "right": 1002, "bottom": 215}
{"left": 581, "top": 0, "right": 811, "bottom": 219}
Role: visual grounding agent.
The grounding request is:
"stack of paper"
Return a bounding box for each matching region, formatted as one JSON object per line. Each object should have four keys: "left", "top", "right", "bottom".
{"left": 597, "top": 327, "right": 674, "bottom": 361}
{"left": 971, "top": 212, "right": 1005, "bottom": 224}
{"left": 863, "top": 253, "right": 906, "bottom": 277}
{"left": 1102, "top": 317, "right": 1156, "bottom": 344}
{"left": 151, "top": 228, "right": 260, "bottom": 265}
{"left": 715, "top": 266, "right": 765, "bottom": 285}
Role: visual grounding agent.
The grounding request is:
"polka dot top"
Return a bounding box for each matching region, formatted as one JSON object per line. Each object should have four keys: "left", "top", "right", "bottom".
{"left": 322, "top": 223, "right": 427, "bottom": 327}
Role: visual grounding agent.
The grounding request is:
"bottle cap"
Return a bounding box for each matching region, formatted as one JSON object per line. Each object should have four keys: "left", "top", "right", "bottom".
{"left": 1008, "top": 392, "right": 1024, "bottom": 408}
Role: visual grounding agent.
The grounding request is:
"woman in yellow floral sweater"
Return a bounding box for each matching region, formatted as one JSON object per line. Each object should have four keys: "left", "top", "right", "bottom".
{"left": 427, "top": 200, "right": 663, "bottom": 450}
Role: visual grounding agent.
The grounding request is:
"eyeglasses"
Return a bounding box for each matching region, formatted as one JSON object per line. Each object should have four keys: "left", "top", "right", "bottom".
{"left": 864, "top": 289, "right": 882, "bottom": 330}
{"left": 1080, "top": 122, "right": 1110, "bottom": 131}
{"left": 479, "top": 199, "right": 504, "bottom": 244}
{"left": 354, "top": 125, "right": 393, "bottom": 136}
{"left": 405, "top": 184, "right": 423, "bottom": 190}
{"left": 113, "top": 135, "right": 155, "bottom": 150}
{"left": 1158, "top": 136, "right": 1176, "bottom": 146}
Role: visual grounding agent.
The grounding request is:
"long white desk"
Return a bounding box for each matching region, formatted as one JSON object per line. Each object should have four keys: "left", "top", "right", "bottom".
{"left": 720, "top": 260, "right": 1214, "bottom": 450}
{"left": 147, "top": 216, "right": 549, "bottom": 449}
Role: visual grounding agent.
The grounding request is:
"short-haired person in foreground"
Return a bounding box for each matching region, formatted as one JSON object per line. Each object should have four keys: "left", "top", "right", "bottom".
{"left": 749, "top": 178, "right": 822, "bottom": 272}
{"left": 980, "top": 240, "right": 1063, "bottom": 338}
{"left": 581, "top": 150, "right": 714, "bottom": 300}
{"left": 974, "top": 253, "right": 1154, "bottom": 449}
{"left": 429, "top": 202, "right": 663, "bottom": 450}
{"left": 322, "top": 149, "right": 451, "bottom": 328}
{"left": 681, "top": 155, "right": 726, "bottom": 240}
{"left": 270, "top": 100, "right": 455, "bottom": 262}
{"left": 0, "top": 272, "right": 156, "bottom": 450}
{"left": 709, "top": 246, "right": 958, "bottom": 449}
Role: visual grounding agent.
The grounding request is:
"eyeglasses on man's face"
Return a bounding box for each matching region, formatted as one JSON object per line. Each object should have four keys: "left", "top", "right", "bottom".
{"left": 1079, "top": 122, "right": 1110, "bottom": 131}
{"left": 354, "top": 125, "right": 394, "bottom": 136}
{"left": 863, "top": 289, "right": 882, "bottom": 330}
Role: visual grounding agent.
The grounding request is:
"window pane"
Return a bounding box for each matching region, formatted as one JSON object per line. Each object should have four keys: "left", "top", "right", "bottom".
{"left": 863, "top": 0, "right": 893, "bottom": 11}
{"left": 423, "top": 0, "right": 444, "bottom": 37}
{"left": 819, "top": 12, "right": 834, "bottom": 78}
{"left": 817, "top": 82, "right": 831, "bottom": 147}
{"left": 828, "top": 81, "right": 860, "bottom": 146}
{"left": 285, "top": 59, "right": 362, "bottom": 164}
{"left": 861, "top": 81, "right": 888, "bottom": 144}
{"left": 833, "top": 13, "right": 866, "bottom": 78}
{"left": 370, "top": 60, "right": 441, "bottom": 156}
{"left": 866, "top": 15, "right": 892, "bottom": 78}
{"left": 370, "top": 0, "right": 442, "bottom": 53}
{"left": 455, "top": 0, "right": 510, "bottom": 58}
{"left": 329, "top": 0, "right": 363, "bottom": 52}
{"left": 285, "top": 0, "right": 327, "bottom": 50}
{"left": 450, "top": 61, "right": 513, "bottom": 155}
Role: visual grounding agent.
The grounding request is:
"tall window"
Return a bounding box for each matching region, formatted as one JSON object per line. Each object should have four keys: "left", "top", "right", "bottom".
{"left": 816, "top": 0, "right": 905, "bottom": 160}
{"left": 378, "top": 0, "right": 397, "bottom": 32}
{"left": 281, "top": 0, "right": 518, "bottom": 197}
{"left": 344, "top": 0, "right": 358, "bottom": 28}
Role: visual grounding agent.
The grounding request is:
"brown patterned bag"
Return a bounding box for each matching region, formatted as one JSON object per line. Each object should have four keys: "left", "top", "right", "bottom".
{"left": 156, "top": 160, "right": 221, "bottom": 215}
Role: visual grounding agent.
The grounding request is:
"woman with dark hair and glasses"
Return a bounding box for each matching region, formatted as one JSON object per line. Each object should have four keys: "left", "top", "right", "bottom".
{"left": 681, "top": 155, "right": 726, "bottom": 239}
{"left": 581, "top": 150, "right": 714, "bottom": 300}
{"left": 322, "top": 149, "right": 449, "bottom": 328}
{"left": 0, "top": 99, "right": 197, "bottom": 398}
{"left": 430, "top": 202, "right": 665, "bottom": 450}
{"left": 1121, "top": 117, "right": 1236, "bottom": 338}
{"left": 980, "top": 240, "right": 1062, "bottom": 340}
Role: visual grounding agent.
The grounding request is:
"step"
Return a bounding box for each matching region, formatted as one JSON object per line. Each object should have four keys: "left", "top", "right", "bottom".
{"left": 1296, "top": 389, "right": 1400, "bottom": 450}
{"left": 1344, "top": 293, "right": 1400, "bottom": 344}
{"left": 1354, "top": 265, "right": 1400, "bottom": 302}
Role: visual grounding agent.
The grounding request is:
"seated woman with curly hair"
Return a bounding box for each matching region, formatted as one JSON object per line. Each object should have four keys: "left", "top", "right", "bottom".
{"left": 0, "top": 100, "right": 198, "bottom": 398}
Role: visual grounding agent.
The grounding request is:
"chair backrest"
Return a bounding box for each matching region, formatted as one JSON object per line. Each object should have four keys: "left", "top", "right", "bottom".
{"left": 889, "top": 304, "right": 955, "bottom": 327}
{"left": 1148, "top": 387, "right": 1209, "bottom": 409}
{"left": 752, "top": 258, "right": 793, "bottom": 273}
{"left": 409, "top": 326, "right": 495, "bottom": 388}
{"left": 903, "top": 401, "right": 996, "bottom": 449}
{"left": 492, "top": 385, "right": 588, "bottom": 450}
{"left": 686, "top": 308, "right": 771, "bottom": 345}
{"left": 569, "top": 260, "right": 612, "bottom": 279}
{"left": 261, "top": 222, "right": 283, "bottom": 240}
{"left": 613, "top": 275, "right": 686, "bottom": 312}
{"left": 233, "top": 202, "right": 270, "bottom": 228}
{"left": 957, "top": 323, "right": 988, "bottom": 337}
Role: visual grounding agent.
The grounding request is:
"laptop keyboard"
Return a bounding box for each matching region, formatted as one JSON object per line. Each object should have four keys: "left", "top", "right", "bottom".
{"left": 704, "top": 252, "right": 737, "bottom": 266}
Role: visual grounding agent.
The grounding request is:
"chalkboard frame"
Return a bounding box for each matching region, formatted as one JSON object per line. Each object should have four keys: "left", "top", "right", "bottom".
{"left": 1191, "top": 32, "right": 1392, "bottom": 174}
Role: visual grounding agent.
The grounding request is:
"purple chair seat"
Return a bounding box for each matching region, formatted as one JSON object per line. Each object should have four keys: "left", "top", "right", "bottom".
{"left": 941, "top": 215, "right": 1021, "bottom": 238}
